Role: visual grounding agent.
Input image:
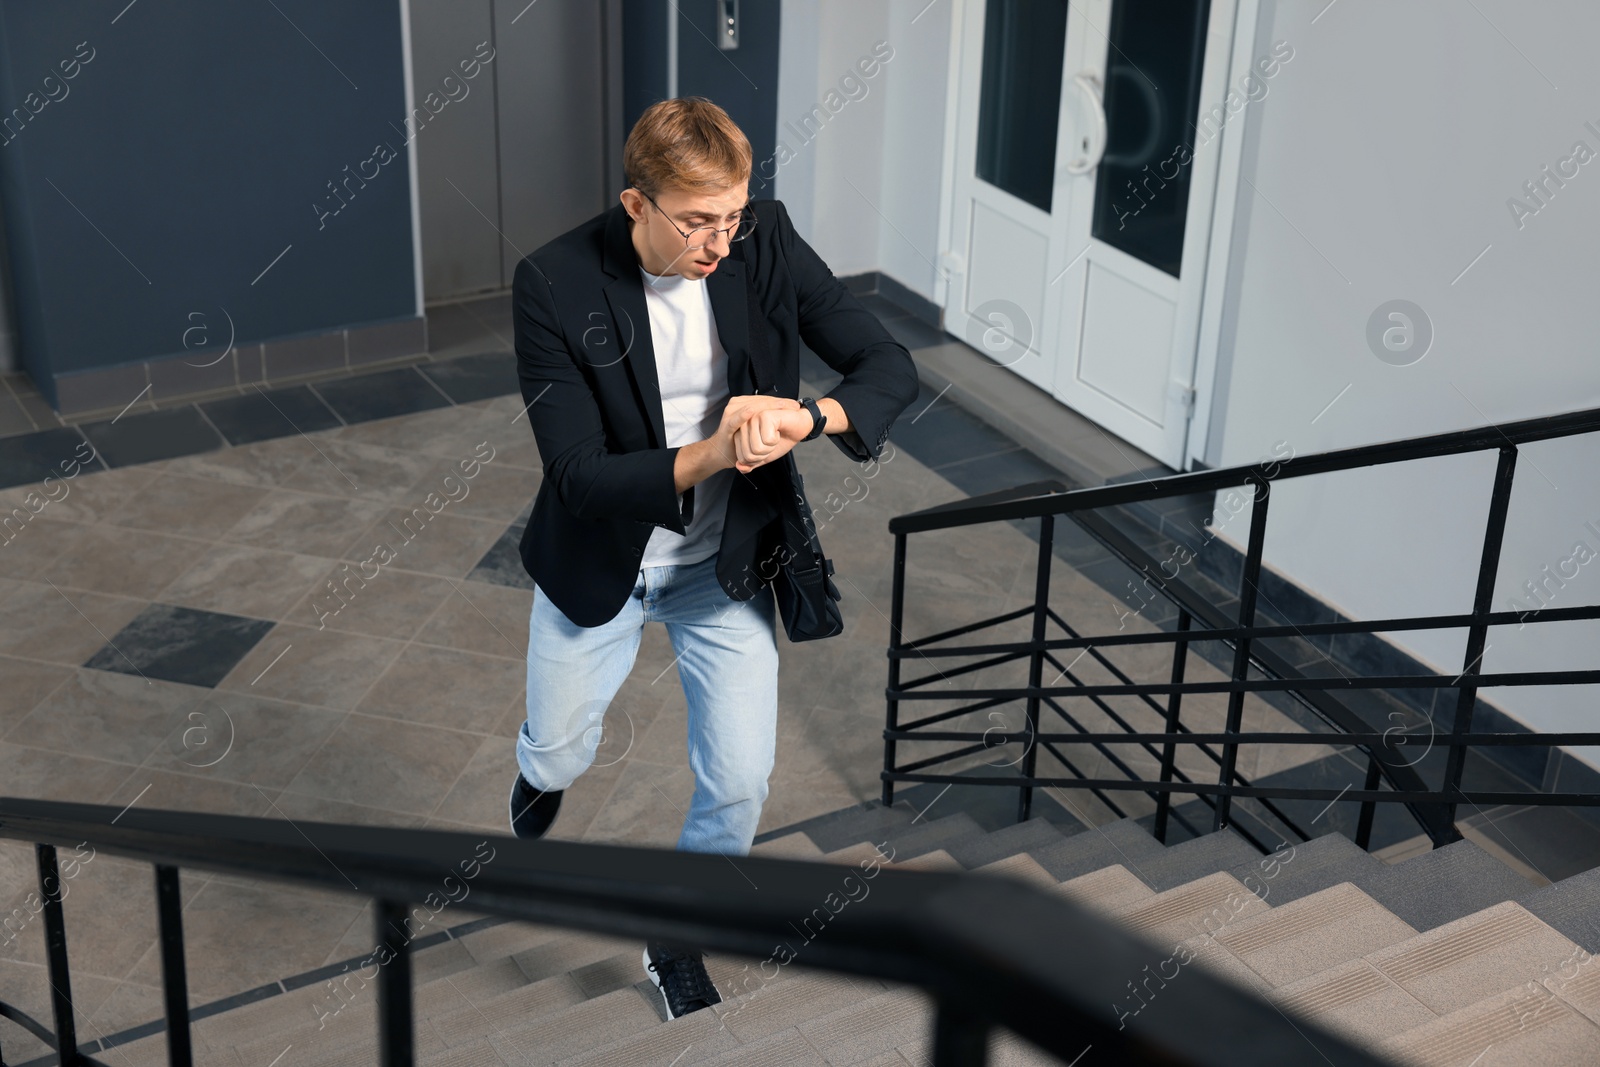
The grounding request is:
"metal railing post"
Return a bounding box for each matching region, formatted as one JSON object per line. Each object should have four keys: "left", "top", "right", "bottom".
{"left": 884, "top": 532, "right": 908, "bottom": 808}
{"left": 1153, "top": 610, "right": 1193, "bottom": 843}
{"left": 1017, "top": 515, "right": 1055, "bottom": 823}
{"left": 1355, "top": 756, "right": 1382, "bottom": 850}
{"left": 154, "top": 864, "right": 193, "bottom": 1067}
{"left": 932, "top": 1000, "right": 989, "bottom": 1065}
{"left": 1215, "top": 487, "right": 1271, "bottom": 832}
{"left": 376, "top": 900, "right": 415, "bottom": 1067}
{"left": 35, "top": 845, "right": 76, "bottom": 1067}
{"left": 1441, "top": 445, "right": 1519, "bottom": 837}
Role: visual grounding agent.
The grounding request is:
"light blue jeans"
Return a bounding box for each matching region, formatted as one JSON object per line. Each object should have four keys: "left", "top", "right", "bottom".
{"left": 517, "top": 551, "right": 780, "bottom": 856}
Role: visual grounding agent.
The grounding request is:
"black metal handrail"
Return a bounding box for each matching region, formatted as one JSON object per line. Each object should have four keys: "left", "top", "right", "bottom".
{"left": 881, "top": 405, "right": 1600, "bottom": 851}
{"left": 0, "top": 799, "right": 1393, "bottom": 1067}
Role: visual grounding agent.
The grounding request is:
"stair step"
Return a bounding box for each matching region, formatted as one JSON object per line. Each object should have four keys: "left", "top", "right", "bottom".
{"left": 1211, "top": 882, "right": 1416, "bottom": 987}
{"left": 1366, "top": 839, "right": 1537, "bottom": 931}
{"left": 749, "top": 831, "right": 827, "bottom": 861}
{"left": 945, "top": 817, "right": 1075, "bottom": 869}
{"left": 454, "top": 919, "right": 567, "bottom": 966}
{"left": 1225, "top": 831, "right": 1383, "bottom": 906}
{"left": 423, "top": 1037, "right": 512, "bottom": 1067}
{"left": 692, "top": 1026, "right": 828, "bottom": 1067}
{"left": 820, "top": 841, "right": 892, "bottom": 868}
{"left": 784, "top": 801, "right": 920, "bottom": 854}
{"left": 1547, "top": 956, "right": 1600, "bottom": 1026}
{"left": 794, "top": 987, "right": 932, "bottom": 1066}
{"left": 1052, "top": 864, "right": 1155, "bottom": 912}
{"left": 511, "top": 930, "right": 650, "bottom": 985}
{"left": 973, "top": 853, "right": 1059, "bottom": 889}
{"left": 874, "top": 812, "right": 986, "bottom": 861}
{"left": 1112, "top": 872, "right": 1270, "bottom": 946}
{"left": 1520, "top": 864, "right": 1600, "bottom": 952}
{"left": 1173, "top": 935, "right": 1274, "bottom": 996}
{"left": 427, "top": 968, "right": 589, "bottom": 1046}
{"left": 1139, "top": 828, "right": 1262, "bottom": 892}
{"left": 552, "top": 994, "right": 742, "bottom": 1065}
{"left": 1361, "top": 901, "right": 1579, "bottom": 1016}
{"left": 1271, "top": 959, "right": 1439, "bottom": 1046}
{"left": 714, "top": 968, "right": 886, "bottom": 1046}
{"left": 1380, "top": 981, "right": 1600, "bottom": 1067}
{"left": 893, "top": 848, "right": 963, "bottom": 872}
{"left": 488, "top": 985, "right": 662, "bottom": 1064}
{"left": 1028, "top": 818, "right": 1166, "bottom": 883}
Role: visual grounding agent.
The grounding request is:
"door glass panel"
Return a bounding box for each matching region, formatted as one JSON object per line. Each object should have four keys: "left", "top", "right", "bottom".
{"left": 1089, "top": 0, "right": 1212, "bottom": 276}
{"left": 975, "top": 0, "right": 1069, "bottom": 213}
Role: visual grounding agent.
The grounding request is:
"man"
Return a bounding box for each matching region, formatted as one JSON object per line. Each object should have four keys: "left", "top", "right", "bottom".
{"left": 506, "top": 96, "right": 918, "bottom": 1020}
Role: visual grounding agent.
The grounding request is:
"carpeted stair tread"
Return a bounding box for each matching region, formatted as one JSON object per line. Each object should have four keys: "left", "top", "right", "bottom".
{"left": 779, "top": 800, "right": 921, "bottom": 854}
{"left": 1359, "top": 901, "right": 1580, "bottom": 1016}
{"left": 1111, "top": 871, "right": 1271, "bottom": 946}
{"left": 1027, "top": 818, "right": 1166, "bottom": 883}
{"left": 1519, "top": 864, "right": 1600, "bottom": 952}
{"left": 872, "top": 812, "right": 986, "bottom": 861}
{"left": 1225, "top": 831, "right": 1383, "bottom": 906}
{"left": 1211, "top": 882, "right": 1417, "bottom": 987}
{"left": 1379, "top": 981, "right": 1600, "bottom": 1067}
{"left": 1364, "top": 839, "right": 1539, "bottom": 931}
{"left": 1137, "top": 828, "right": 1262, "bottom": 891}
{"left": 944, "top": 816, "right": 1076, "bottom": 869}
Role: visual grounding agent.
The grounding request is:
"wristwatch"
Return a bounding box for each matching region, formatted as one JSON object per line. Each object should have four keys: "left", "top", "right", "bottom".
{"left": 798, "top": 396, "right": 827, "bottom": 442}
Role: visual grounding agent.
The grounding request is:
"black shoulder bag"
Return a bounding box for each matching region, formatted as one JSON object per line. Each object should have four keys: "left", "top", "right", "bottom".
{"left": 741, "top": 257, "right": 845, "bottom": 642}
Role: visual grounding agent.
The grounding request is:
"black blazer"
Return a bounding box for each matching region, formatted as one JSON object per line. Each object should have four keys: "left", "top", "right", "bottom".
{"left": 512, "top": 197, "right": 920, "bottom": 628}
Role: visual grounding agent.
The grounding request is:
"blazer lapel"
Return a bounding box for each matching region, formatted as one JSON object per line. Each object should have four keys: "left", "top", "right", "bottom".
{"left": 707, "top": 256, "right": 752, "bottom": 397}
{"left": 600, "top": 203, "right": 666, "bottom": 450}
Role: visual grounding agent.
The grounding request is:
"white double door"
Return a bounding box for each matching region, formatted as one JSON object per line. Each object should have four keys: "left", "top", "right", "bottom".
{"left": 942, "top": 0, "right": 1239, "bottom": 469}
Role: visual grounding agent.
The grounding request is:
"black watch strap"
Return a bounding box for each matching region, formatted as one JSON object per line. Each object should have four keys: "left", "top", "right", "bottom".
{"left": 798, "top": 396, "right": 827, "bottom": 442}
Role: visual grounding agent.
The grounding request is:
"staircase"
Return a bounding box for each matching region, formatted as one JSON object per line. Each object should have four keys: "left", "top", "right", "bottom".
{"left": 37, "top": 793, "right": 1600, "bottom": 1067}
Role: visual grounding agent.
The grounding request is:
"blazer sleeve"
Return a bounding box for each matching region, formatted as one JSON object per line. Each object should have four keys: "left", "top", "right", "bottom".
{"left": 513, "top": 256, "right": 693, "bottom": 534}
{"left": 772, "top": 199, "right": 920, "bottom": 463}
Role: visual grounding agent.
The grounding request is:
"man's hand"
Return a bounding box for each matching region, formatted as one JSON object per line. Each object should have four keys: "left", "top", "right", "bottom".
{"left": 732, "top": 406, "right": 811, "bottom": 473}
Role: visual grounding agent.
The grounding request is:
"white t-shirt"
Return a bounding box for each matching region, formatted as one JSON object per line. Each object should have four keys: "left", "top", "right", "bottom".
{"left": 638, "top": 264, "right": 733, "bottom": 568}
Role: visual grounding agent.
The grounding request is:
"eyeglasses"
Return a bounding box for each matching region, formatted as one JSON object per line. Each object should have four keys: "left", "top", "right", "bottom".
{"left": 639, "top": 189, "right": 755, "bottom": 249}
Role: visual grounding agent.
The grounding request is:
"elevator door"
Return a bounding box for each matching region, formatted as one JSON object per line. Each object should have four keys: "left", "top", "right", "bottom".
{"left": 408, "top": 0, "right": 615, "bottom": 301}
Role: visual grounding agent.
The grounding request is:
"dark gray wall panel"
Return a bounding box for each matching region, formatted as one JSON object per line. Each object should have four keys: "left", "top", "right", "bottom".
{"left": 0, "top": 1, "right": 417, "bottom": 402}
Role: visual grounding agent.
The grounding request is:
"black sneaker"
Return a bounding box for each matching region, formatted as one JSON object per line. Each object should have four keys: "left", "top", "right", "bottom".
{"left": 508, "top": 774, "right": 562, "bottom": 839}
{"left": 643, "top": 942, "right": 722, "bottom": 1020}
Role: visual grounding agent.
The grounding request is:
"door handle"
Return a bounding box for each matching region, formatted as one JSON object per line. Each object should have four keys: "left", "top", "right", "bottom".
{"left": 1064, "top": 73, "right": 1107, "bottom": 176}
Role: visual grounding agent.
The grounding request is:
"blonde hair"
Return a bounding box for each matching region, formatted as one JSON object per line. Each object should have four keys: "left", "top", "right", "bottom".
{"left": 623, "top": 96, "right": 752, "bottom": 198}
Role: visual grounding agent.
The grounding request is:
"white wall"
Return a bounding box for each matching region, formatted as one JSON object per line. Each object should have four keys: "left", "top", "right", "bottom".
{"left": 774, "top": 0, "right": 952, "bottom": 298}
{"left": 1208, "top": 0, "right": 1600, "bottom": 763}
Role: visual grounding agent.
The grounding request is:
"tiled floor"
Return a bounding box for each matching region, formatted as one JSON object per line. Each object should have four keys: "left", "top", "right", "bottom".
{"left": 0, "top": 288, "right": 1592, "bottom": 1053}
{"left": 0, "top": 290, "right": 1197, "bottom": 1043}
